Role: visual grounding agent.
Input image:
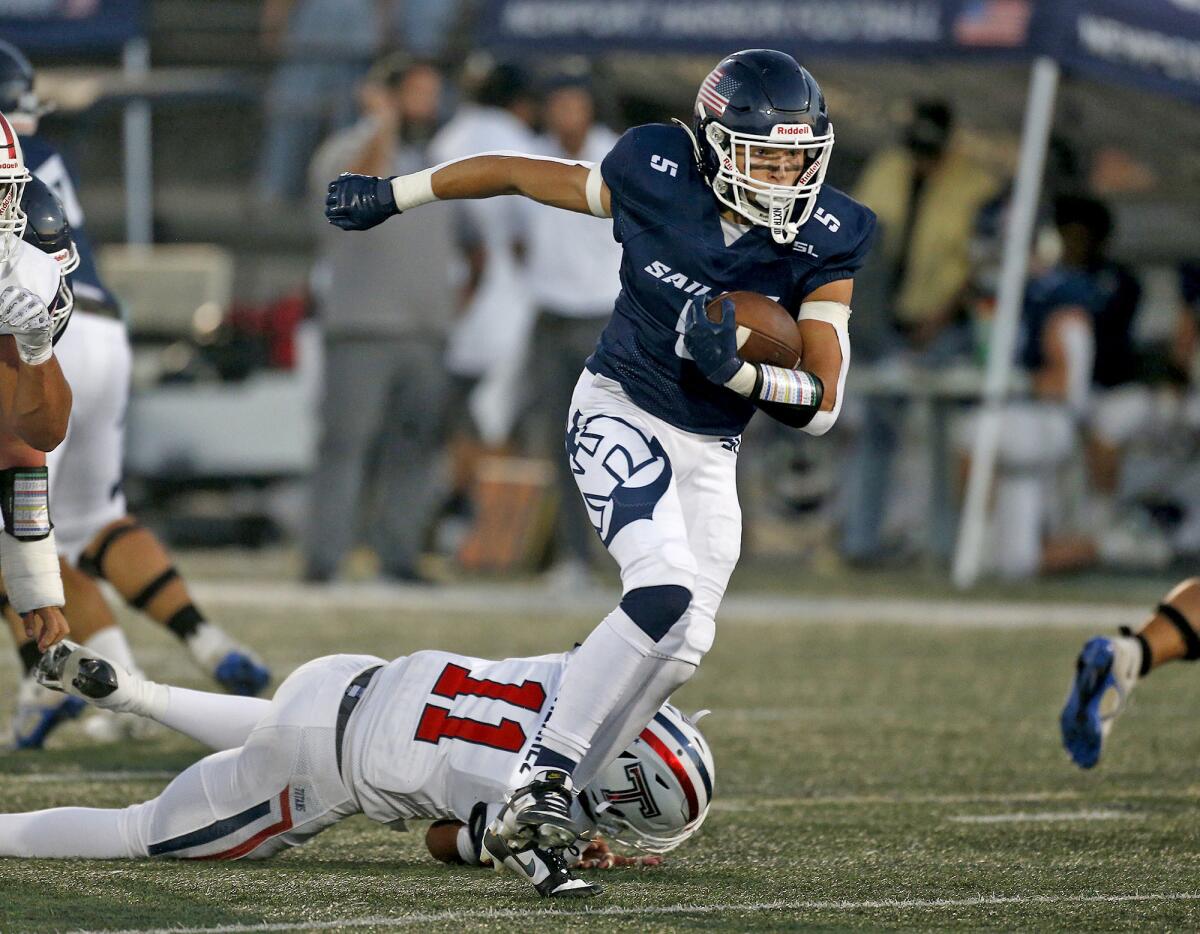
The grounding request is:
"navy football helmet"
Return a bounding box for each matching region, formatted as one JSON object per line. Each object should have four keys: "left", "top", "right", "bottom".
{"left": 0, "top": 41, "right": 47, "bottom": 133}
{"left": 21, "top": 175, "right": 76, "bottom": 337}
{"left": 687, "top": 49, "right": 833, "bottom": 244}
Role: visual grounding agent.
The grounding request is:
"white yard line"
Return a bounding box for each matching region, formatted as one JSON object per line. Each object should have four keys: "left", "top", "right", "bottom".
{"left": 948, "top": 810, "right": 1139, "bottom": 824}
{"left": 68, "top": 892, "right": 1200, "bottom": 934}
{"left": 186, "top": 579, "right": 1141, "bottom": 630}
{"left": 710, "top": 788, "right": 1196, "bottom": 811}
{"left": 0, "top": 771, "right": 178, "bottom": 783}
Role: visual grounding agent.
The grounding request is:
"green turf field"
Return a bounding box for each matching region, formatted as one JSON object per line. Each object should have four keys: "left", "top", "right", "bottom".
{"left": 1, "top": 567, "right": 1199, "bottom": 932}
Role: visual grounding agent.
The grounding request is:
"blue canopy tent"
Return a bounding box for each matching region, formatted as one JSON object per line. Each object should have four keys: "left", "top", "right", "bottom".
{"left": 481, "top": 0, "right": 1200, "bottom": 586}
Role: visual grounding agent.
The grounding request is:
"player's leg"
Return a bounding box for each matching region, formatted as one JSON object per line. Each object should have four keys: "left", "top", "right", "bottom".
{"left": 572, "top": 432, "right": 739, "bottom": 789}
{"left": 78, "top": 517, "right": 271, "bottom": 695}
{"left": 1061, "top": 578, "right": 1200, "bottom": 768}
{"left": 370, "top": 341, "right": 449, "bottom": 581}
{"left": 493, "top": 374, "right": 704, "bottom": 849}
{"left": 302, "top": 336, "right": 392, "bottom": 582}
{"left": 38, "top": 639, "right": 270, "bottom": 751}
{"left": 7, "top": 597, "right": 85, "bottom": 748}
{"left": 0, "top": 655, "right": 370, "bottom": 860}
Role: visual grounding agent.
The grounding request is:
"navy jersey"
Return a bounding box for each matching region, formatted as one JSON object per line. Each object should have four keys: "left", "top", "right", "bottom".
{"left": 1020, "top": 261, "right": 1140, "bottom": 386}
{"left": 20, "top": 134, "right": 118, "bottom": 312}
{"left": 589, "top": 123, "right": 875, "bottom": 436}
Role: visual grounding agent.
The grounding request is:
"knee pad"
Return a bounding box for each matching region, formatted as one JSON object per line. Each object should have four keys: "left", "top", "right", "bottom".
{"left": 619, "top": 585, "right": 693, "bottom": 643}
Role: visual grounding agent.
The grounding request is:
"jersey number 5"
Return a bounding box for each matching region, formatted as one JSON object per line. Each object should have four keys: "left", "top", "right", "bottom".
{"left": 413, "top": 663, "right": 547, "bottom": 753}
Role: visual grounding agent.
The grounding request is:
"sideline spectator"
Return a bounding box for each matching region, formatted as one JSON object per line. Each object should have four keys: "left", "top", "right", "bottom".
{"left": 524, "top": 76, "right": 622, "bottom": 588}
{"left": 959, "top": 196, "right": 1162, "bottom": 578}
{"left": 841, "top": 100, "right": 1000, "bottom": 564}
{"left": 303, "top": 56, "right": 465, "bottom": 583}
{"left": 255, "top": 0, "right": 387, "bottom": 204}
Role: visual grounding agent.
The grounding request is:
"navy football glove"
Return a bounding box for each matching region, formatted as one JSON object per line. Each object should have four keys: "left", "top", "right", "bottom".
{"left": 324, "top": 173, "right": 399, "bottom": 231}
{"left": 683, "top": 296, "right": 742, "bottom": 385}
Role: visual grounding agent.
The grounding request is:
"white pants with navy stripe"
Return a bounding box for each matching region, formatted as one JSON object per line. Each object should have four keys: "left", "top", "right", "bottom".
{"left": 0, "top": 655, "right": 381, "bottom": 860}
{"left": 566, "top": 371, "right": 742, "bottom": 666}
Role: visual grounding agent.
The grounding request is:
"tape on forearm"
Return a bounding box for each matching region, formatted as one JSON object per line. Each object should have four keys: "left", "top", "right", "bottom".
{"left": 1, "top": 530, "right": 64, "bottom": 613}
{"left": 0, "top": 466, "right": 51, "bottom": 540}
{"left": 798, "top": 300, "right": 851, "bottom": 436}
{"left": 757, "top": 365, "right": 821, "bottom": 406}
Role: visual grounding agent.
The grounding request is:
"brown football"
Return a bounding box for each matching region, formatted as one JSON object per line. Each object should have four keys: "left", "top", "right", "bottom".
{"left": 706, "top": 291, "right": 803, "bottom": 368}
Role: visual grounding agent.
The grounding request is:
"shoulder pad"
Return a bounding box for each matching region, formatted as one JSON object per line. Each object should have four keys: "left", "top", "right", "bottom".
{"left": 600, "top": 123, "right": 699, "bottom": 213}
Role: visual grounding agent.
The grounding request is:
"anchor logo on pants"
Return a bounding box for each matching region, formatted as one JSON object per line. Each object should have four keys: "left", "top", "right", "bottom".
{"left": 566, "top": 411, "right": 672, "bottom": 546}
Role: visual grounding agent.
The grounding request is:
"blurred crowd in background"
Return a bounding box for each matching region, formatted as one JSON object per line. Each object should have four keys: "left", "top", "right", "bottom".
{"left": 19, "top": 0, "right": 1200, "bottom": 587}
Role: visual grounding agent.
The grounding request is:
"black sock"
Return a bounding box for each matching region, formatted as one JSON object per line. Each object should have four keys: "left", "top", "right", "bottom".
{"left": 18, "top": 641, "right": 41, "bottom": 675}
{"left": 1134, "top": 633, "right": 1153, "bottom": 677}
{"left": 166, "top": 604, "right": 205, "bottom": 641}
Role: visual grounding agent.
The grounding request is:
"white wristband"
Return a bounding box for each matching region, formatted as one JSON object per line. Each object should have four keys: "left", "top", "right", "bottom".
{"left": 389, "top": 168, "right": 437, "bottom": 212}
{"left": 1, "top": 529, "right": 64, "bottom": 613}
{"left": 723, "top": 361, "right": 758, "bottom": 397}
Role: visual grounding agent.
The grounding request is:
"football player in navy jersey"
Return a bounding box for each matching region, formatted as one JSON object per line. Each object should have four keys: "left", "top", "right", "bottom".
{"left": 326, "top": 49, "right": 875, "bottom": 893}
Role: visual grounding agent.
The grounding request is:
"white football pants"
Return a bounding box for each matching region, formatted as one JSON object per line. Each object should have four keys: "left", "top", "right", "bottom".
{"left": 46, "top": 311, "right": 132, "bottom": 563}
{"left": 0, "top": 655, "right": 381, "bottom": 859}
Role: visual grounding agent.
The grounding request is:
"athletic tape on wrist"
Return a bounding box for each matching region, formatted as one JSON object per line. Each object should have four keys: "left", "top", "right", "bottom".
{"left": 756, "top": 365, "right": 820, "bottom": 406}
{"left": 389, "top": 168, "right": 436, "bottom": 212}
{"left": 0, "top": 466, "right": 52, "bottom": 541}
{"left": 1, "top": 529, "right": 64, "bottom": 613}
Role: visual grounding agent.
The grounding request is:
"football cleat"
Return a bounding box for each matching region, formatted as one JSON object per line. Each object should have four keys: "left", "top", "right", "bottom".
{"left": 1060, "top": 635, "right": 1141, "bottom": 769}
{"left": 10, "top": 674, "right": 84, "bottom": 749}
{"left": 36, "top": 640, "right": 160, "bottom": 717}
{"left": 212, "top": 652, "right": 271, "bottom": 696}
{"left": 491, "top": 770, "right": 581, "bottom": 850}
{"left": 481, "top": 827, "right": 602, "bottom": 899}
{"left": 186, "top": 624, "right": 271, "bottom": 696}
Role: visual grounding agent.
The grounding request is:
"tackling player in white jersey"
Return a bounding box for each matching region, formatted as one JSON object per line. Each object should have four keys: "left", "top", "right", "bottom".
{"left": 0, "top": 639, "right": 714, "bottom": 898}
{"left": 0, "top": 41, "right": 271, "bottom": 750}
{"left": 0, "top": 109, "right": 74, "bottom": 657}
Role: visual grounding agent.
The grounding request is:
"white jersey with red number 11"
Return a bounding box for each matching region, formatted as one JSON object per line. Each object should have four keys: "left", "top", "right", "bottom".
{"left": 342, "top": 649, "right": 569, "bottom": 826}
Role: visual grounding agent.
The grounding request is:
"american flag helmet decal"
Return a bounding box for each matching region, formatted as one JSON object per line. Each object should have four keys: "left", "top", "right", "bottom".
{"left": 697, "top": 67, "right": 740, "bottom": 117}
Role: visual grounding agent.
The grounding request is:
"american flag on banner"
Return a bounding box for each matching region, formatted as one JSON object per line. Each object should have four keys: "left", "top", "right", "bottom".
{"left": 698, "top": 68, "right": 739, "bottom": 116}
{"left": 953, "top": 0, "right": 1032, "bottom": 47}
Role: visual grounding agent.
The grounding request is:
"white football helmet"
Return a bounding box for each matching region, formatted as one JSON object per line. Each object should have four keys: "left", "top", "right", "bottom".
{"left": 0, "top": 111, "right": 29, "bottom": 266}
{"left": 581, "top": 704, "right": 714, "bottom": 853}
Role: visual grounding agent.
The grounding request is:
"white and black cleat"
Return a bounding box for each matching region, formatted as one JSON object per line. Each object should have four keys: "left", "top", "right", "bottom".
{"left": 482, "top": 827, "right": 602, "bottom": 899}
{"left": 494, "top": 770, "right": 580, "bottom": 850}
{"left": 35, "top": 640, "right": 156, "bottom": 716}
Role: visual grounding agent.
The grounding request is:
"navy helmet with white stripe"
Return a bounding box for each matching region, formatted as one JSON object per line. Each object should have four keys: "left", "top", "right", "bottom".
{"left": 581, "top": 704, "right": 714, "bottom": 853}
{"left": 688, "top": 49, "right": 833, "bottom": 244}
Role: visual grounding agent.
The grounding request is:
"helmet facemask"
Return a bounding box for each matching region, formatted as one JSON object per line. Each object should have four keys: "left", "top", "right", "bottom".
{"left": 702, "top": 119, "right": 833, "bottom": 245}
{"left": 49, "top": 239, "right": 78, "bottom": 338}
{"left": 0, "top": 177, "right": 28, "bottom": 265}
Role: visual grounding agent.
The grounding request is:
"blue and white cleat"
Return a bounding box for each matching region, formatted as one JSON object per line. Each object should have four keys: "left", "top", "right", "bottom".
{"left": 185, "top": 623, "right": 271, "bottom": 696}
{"left": 11, "top": 674, "right": 85, "bottom": 749}
{"left": 212, "top": 652, "right": 271, "bottom": 697}
{"left": 1060, "top": 636, "right": 1141, "bottom": 769}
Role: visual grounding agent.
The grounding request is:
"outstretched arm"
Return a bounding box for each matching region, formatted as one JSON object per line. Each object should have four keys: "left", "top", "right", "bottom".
{"left": 325, "top": 155, "right": 612, "bottom": 231}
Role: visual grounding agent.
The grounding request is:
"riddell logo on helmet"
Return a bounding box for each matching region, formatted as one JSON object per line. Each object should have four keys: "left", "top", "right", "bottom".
{"left": 771, "top": 124, "right": 812, "bottom": 138}
{"left": 0, "top": 161, "right": 17, "bottom": 170}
